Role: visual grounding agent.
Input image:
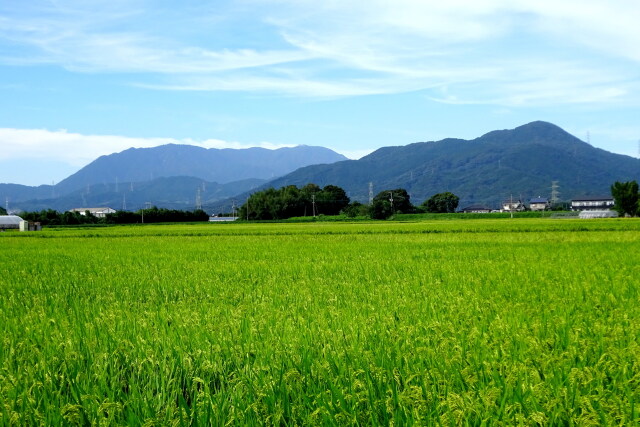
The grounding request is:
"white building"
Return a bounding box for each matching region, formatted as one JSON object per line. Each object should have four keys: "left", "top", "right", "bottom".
{"left": 570, "top": 196, "right": 615, "bottom": 212}
{"left": 529, "top": 197, "right": 550, "bottom": 211}
{"left": 0, "top": 215, "right": 24, "bottom": 230}
{"left": 502, "top": 199, "right": 526, "bottom": 212}
{"left": 69, "top": 207, "right": 117, "bottom": 218}
{"left": 460, "top": 205, "right": 492, "bottom": 213}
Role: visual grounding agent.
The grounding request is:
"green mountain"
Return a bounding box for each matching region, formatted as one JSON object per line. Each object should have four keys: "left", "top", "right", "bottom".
{"left": 55, "top": 144, "right": 347, "bottom": 194}
{"left": 237, "top": 121, "right": 640, "bottom": 209}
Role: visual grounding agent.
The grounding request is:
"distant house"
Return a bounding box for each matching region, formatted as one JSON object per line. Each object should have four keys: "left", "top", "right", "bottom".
{"left": 570, "top": 196, "right": 615, "bottom": 212}
{"left": 69, "top": 207, "right": 117, "bottom": 218}
{"left": 460, "top": 205, "right": 492, "bottom": 213}
{"left": 501, "top": 199, "right": 526, "bottom": 212}
{"left": 529, "top": 197, "right": 550, "bottom": 211}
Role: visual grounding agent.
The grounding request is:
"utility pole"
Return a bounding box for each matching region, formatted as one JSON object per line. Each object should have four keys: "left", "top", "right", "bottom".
{"left": 312, "top": 194, "right": 317, "bottom": 217}
{"left": 389, "top": 192, "right": 394, "bottom": 213}
{"left": 510, "top": 194, "right": 513, "bottom": 219}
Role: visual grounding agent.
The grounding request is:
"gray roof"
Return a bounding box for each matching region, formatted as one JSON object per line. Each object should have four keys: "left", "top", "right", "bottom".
{"left": 0, "top": 215, "right": 24, "bottom": 227}
{"left": 530, "top": 197, "right": 548, "bottom": 203}
{"left": 571, "top": 195, "right": 614, "bottom": 202}
{"left": 461, "top": 205, "right": 492, "bottom": 211}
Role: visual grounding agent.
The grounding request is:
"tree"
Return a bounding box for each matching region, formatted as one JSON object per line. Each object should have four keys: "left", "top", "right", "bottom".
{"left": 341, "top": 201, "right": 368, "bottom": 218}
{"left": 370, "top": 188, "right": 413, "bottom": 219}
{"left": 422, "top": 192, "right": 460, "bottom": 213}
{"left": 611, "top": 180, "right": 639, "bottom": 217}
{"left": 316, "top": 185, "right": 350, "bottom": 215}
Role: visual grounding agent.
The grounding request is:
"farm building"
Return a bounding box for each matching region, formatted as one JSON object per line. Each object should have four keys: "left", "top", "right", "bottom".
{"left": 209, "top": 215, "right": 239, "bottom": 222}
{"left": 0, "top": 215, "right": 23, "bottom": 230}
{"left": 69, "top": 207, "right": 117, "bottom": 218}
{"left": 570, "top": 196, "right": 615, "bottom": 212}
{"left": 460, "top": 205, "right": 492, "bottom": 213}
{"left": 529, "top": 197, "right": 550, "bottom": 211}
{"left": 501, "top": 199, "right": 526, "bottom": 212}
{"left": 579, "top": 210, "right": 618, "bottom": 219}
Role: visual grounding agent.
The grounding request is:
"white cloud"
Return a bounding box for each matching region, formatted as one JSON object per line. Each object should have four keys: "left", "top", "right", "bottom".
{"left": 0, "top": 128, "right": 296, "bottom": 166}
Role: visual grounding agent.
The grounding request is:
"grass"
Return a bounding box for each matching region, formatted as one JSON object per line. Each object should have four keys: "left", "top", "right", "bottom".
{"left": 1, "top": 218, "right": 639, "bottom": 424}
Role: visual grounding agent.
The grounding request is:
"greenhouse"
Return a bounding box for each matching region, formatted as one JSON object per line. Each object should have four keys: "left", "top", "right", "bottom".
{"left": 0, "top": 215, "right": 24, "bottom": 230}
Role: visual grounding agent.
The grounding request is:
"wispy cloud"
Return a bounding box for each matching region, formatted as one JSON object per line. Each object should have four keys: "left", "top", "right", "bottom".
{"left": 1, "top": 0, "right": 639, "bottom": 104}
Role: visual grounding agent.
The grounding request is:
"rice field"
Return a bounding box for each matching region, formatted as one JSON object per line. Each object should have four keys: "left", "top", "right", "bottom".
{"left": 1, "top": 219, "right": 639, "bottom": 425}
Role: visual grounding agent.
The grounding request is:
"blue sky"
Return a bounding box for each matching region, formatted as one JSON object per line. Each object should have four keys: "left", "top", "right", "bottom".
{"left": 1, "top": 0, "right": 639, "bottom": 186}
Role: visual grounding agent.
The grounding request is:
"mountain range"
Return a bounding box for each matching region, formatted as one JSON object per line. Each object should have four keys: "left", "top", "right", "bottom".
{"left": 1, "top": 145, "right": 347, "bottom": 212}
{"left": 209, "top": 121, "right": 640, "bottom": 211}
{"left": 3, "top": 121, "right": 639, "bottom": 213}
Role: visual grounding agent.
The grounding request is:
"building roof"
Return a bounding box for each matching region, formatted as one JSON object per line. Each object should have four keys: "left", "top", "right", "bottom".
{"left": 0, "top": 215, "right": 24, "bottom": 226}
{"left": 461, "top": 204, "right": 492, "bottom": 211}
{"left": 530, "top": 197, "right": 549, "bottom": 203}
{"left": 571, "top": 195, "right": 614, "bottom": 202}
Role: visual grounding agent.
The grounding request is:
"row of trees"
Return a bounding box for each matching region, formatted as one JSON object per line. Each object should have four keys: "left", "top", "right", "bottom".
{"left": 237, "top": 184, "right": 459, "bottom": 220}
{"left": 20, "top": 207, "right": 209, "bottom": 226}
{"left": 237, "top": 184, "right": 350, "bottom": 220}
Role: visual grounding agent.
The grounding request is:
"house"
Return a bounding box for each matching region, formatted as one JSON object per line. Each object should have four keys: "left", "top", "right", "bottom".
{"left": 529, "top": 197, "right": 550, "bottom": 211}
{"left": 69, "top": 207, "right": 117, "bottom": 218}
{"left": 460, "top": 204, "right": 492, "bottom": 213}
{"left": 502, "top": 199, "right": 526, "bottom": 212}
{"left": 570, "top": 196, "right": 615, "bottom": 212}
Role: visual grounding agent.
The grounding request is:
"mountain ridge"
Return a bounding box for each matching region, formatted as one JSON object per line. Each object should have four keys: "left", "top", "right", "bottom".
{"left": 210, "top": 121, "right": 639, "bottom": 210}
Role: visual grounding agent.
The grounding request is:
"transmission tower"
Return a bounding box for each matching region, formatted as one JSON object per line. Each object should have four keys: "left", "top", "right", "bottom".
{"left": 122, "top": 194, "right": 127, "bottom": 211}
{"left": 368, "top": 182, "right": 373, "bottom": 204}
{"left": 195, "top": 188, "right": 202, "bottom": 210}
{"left": 550, "top": 181, "right": 560, "bottom": 205}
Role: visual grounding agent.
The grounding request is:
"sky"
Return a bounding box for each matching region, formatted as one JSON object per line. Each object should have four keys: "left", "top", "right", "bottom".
{"left": 1, "top": 0, "right": 639, "bottom": 186}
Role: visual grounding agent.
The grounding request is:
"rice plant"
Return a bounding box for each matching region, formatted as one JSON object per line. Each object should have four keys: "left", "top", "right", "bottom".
{"left": 1, "top": 219, "right": 639, "bottom": 424}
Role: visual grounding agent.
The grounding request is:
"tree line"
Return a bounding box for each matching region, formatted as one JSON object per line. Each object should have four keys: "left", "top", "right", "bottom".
{"left": 20, "top": 207, "right": 209, "bottom": 226}
{"left": 237, "top": 184, "right": 460, "bottom": 220}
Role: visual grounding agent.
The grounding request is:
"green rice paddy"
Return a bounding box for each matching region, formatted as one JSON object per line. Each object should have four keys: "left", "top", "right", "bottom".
{"left": 1, "top": 219, "right": 639, "bottom": 425}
